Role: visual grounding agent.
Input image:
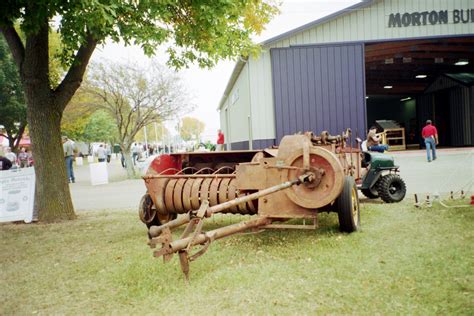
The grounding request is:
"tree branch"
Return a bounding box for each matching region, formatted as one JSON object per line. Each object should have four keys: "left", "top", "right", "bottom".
{"left": 0, "top": 23, "right": 25, "bottom": 71}
{"left": 54, "top": 34, "right": 97, "bottom": 112}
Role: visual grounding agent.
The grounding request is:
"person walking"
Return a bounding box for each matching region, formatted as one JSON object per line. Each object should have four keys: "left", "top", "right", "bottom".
{"left": 62, "top": 136, "right": 75, "bottom": 183}
{"left": 216, "top": 129, "right": 225, "bottom": 151}
{"left": 97, "top": 144, "right": 107, "bottom": 162}
{"left": 422, "top": 120, "right": 438, "bottom": 162}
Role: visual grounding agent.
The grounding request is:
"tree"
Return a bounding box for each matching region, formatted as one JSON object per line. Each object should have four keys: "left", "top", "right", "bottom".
{"left": 179, "top": 117, "right": 205, "bottom": 142}
{"left": 86, "top": 61, "right": 190, "bottom": 178}
{"left": 61, "top": 87, "right": 97, "bottom": 141}
{"left": 83, "top": 110, "right": 118, "bottom": 143}
{"left": 0, "top": 36, "right": 26, "bottom": 152}
{"left": 0, "top": 0, "right": 278, "bottom": 222}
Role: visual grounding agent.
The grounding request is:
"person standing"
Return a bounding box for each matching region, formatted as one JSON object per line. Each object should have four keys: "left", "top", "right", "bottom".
{"left": 97, "top": 144, "right": 107, "bottom": 162}
{"left": 4, "top": 147, "right": 17, "bottom": 167}
{"left": 216, "top": 129, "right": 225, "bottom": 151}
{"left": 366, "top": 126, "right": 389, "bottom": 153}
{"left": 17, "top": 147, "right": 30, "bottom": 168}
{"left": 105, "top": 144, "right": 112, "bottom": 163}
{"left": 422, "top": 120, "right": 438, "bottom": 162}
{"left": 131, "top": 143, "right": 139, "bottom": 165}
{"left": 62, "top": 136, "right": 75, "bottom": 183}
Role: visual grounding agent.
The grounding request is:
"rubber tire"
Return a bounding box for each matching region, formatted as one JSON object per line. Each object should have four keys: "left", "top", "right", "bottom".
{"left": 377, "top": 174, "right": 406, "bottom": 203}
{"left": 336, "top": 176, "right": 360, "bottom": 233}
{"left": 361, "top": 187, "right": 379, "bottom": 199}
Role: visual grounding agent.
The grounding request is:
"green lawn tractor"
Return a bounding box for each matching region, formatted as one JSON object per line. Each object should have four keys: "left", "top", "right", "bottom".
{"left": 358, "top": 151, "right": 406, "bottom": 203}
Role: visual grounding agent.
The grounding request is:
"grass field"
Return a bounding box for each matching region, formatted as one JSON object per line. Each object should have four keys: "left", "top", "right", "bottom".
{"left": 1, "top": 199, "right": 473, "bottom": 314}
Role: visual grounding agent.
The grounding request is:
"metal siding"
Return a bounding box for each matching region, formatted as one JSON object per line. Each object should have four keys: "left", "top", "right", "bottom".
{"left": 268, "top": 0, "right": 474, "bottom": 48}
{"left": 471, "top": 86, "right": 474, "bottom": 144}
{"left": 450, "top": 86, "right": 470, "bottom": 146}
{"left": 228, "top": 64, "right": 250, "bottom": 143}
{"left": 252, "top": 139, "right": 276, "bottom": 149}
{"left": 230, "top": 141, "right": 249, "bottom": 151}
{"left": 271, "top": 44, "right": 366, "bottom": 142}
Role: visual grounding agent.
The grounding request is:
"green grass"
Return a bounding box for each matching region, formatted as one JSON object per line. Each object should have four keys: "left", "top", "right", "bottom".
{"left": 1, "top": 200, "right": 473, "bottom": 314}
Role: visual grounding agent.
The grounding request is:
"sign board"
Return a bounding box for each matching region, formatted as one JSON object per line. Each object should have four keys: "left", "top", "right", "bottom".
{"left": 388, "top": 9, "right": 474, "bottom": 28}
{"left": 89, "top": 162, "right": 108, "bottom": 185}
{"left": 0, "top": 167, "right": 35, "bottom": 223}
{"left": 75, "top": 157, "right": 83, "bottom": 166}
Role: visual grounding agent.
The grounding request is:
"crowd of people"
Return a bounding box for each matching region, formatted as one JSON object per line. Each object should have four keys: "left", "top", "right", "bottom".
{"left": 0, "top": 146, "right": 33, "bottom": 170}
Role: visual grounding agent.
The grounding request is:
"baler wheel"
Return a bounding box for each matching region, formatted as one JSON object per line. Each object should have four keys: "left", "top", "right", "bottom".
{"left": 139, "top": 193, "right": 156, "bottom": 225}
{"left": 336, "top": 176, "right": 360, "bottom": 233}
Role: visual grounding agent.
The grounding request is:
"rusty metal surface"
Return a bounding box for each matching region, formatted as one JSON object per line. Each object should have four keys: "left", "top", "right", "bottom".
{"left": 142, "top": 129, "right": 364, "bottom": 279}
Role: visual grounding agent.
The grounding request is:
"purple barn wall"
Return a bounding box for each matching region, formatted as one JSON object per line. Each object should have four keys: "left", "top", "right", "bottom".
{"left": 270, "top": 44, "right": 367, "bottom": 143}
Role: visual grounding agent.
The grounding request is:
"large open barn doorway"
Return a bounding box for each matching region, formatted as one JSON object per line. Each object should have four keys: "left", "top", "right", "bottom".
{"left": 365, "top": 36, "right": 474, "bottom": 148}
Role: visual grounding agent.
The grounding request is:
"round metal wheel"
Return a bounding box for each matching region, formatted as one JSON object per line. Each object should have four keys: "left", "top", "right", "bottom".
{"left": 209, "top": 178, "right": 222, "bottom": 206}
{"left": 190, "top": 178, "right": 204, "bottom": 209}
{"left": 227, "top": 179, "right": 239, "bottom": 213}
{"left": 218, "top": 178, "right": 231, "bottom": 213}
{"left": 138, "top": 193, "right": 156, "bottom": 224}
{"left": 173, "top": 178, "right": 187, "bottom": 213}
{"left": 199, "top": 178, "right": 213, "bottom": 205}
{"left": 182, "top": 179, "right": 194, "bottom": 210}
{"left": 283, "top": 147, "right": 344, "bottom": 209}
{"left": 164, "top": 179, "right": 178, "bottom": 213}
{"left": 153, "top": 178, "right": 170, "bottom": 215}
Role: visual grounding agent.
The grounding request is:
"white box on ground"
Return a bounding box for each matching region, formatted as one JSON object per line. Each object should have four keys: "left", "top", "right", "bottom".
{"left": 87, "top": 156, "right": 94, "bottom": 163}
{"left": 75, "top": 157, "right": 83, "bottom": 166}
{"left": 0, "top": 167, "right": 36, "bottom": 223}
{"left": 89, "top": 162, "right": 108, "bottom": 185}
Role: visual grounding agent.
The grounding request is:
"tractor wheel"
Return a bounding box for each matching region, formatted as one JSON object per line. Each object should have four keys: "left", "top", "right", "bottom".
{"left": 336, "top": 176, "right": 360, "bottom": 233}
{"left": 361, "top": 187, "right": 379, "bottom": 199}
{"left": 377, "top": 174, "right": 406, "bottom": 203}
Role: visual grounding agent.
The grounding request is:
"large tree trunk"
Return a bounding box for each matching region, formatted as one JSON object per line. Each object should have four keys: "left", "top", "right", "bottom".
{"left": 21, "top": 22, "right": 75, "bottom": 221}
{"left": 26, "top": 95, "right": 76, "bottom": 221}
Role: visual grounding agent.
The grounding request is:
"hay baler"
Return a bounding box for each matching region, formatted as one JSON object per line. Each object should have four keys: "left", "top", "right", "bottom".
{"left": 139, "top": 130, "right": 363, "bottom": 279}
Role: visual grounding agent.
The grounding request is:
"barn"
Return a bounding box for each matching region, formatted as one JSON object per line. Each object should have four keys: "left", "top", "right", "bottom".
{"left": 218, "top": 0, "right": 474, "bottom": 150}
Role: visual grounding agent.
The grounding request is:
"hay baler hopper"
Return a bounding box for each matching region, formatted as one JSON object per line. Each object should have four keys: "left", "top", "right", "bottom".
{"left": 140, "top": 130, "right": 362, "bottom": 279}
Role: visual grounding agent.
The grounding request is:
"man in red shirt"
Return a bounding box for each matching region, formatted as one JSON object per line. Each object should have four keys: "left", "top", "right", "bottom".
{"left": 421, "top": 120, "right": 438, "bottom": 162}
{"left": 216, "top": 129, "right": 225, "bottom": 151}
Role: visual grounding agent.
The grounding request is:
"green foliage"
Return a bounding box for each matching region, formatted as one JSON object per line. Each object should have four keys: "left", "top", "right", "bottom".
{"left": 179, "top": 116, "right": 205, "bottom": 141}
{"left": 61, "top": 87, "right": 97, "bottom": 141}
{"left": 1, "top": 0, "right": 279, "bottom": 69}
{"left": 0, "top": 36, "right": 26, "bottom": 150}
{"left": 83, "top": 110, "right": 118, "bottom": 143}
{"left": 1, "top": 201, "right": 473, "bottom": 314}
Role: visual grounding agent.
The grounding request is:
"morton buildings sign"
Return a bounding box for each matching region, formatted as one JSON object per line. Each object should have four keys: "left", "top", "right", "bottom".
{"left": 388, "top": 9, "right": 474, "bottom": 27}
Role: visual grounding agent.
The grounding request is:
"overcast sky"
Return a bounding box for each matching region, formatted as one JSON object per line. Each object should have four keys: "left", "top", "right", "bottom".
{"left": 92, "top": 0, "right": 360, "bottom": 141}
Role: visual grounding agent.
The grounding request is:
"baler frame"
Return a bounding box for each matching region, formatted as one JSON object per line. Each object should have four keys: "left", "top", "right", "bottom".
{"left": 140, "top": 129, "right": 361, "bottom": 280}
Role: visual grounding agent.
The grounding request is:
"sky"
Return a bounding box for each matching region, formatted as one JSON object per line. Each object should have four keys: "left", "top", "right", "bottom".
{"left": 92, "top": 0, "right": 360, "bottom": 142}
